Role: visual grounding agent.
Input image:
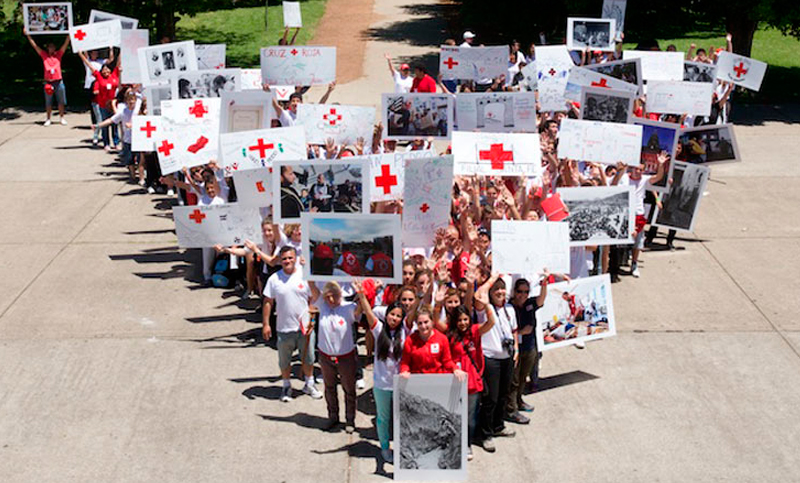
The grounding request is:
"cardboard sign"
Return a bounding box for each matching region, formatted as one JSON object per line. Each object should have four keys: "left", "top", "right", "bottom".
{"left": 240, "top": 69, "right": 263, "bottom": 90}
{"left": 70, "top": 19, "right": 122, "bottom": 53}
{"left": 452, "top": 131, "right": 542, "bottom": 177}
{"left": 646, "top": 81, "right": 713, "bottom": 116}
{"left": 536, "top": 45, "right": 574, "bottom": 111}
{"left": 296, "top": 104, "right": 376, "bottom": 145}
{"left": 367, "top": 150, "right": 433, "bottom": 203}
{"left": 557, "top": 118, "right": 642, "bottom": 166}
{"left": 402, "top": 155, "right": 454, "bottom": 248}
{"left": 232, "top": 168, "right": 273, "bottom": 208}
{"left": 174, "top": 204, "right": 263, "bottom": 248}
{"left": 218, "top": 126, "right": 307, "bottom": 175}
{"left": 283, "top": 1, "right": 302, "bottom": 28}
{"left": 715, "top": 51, "right": 767, "bottom": 92}
{"left": 155, "top": 98, "right": 221, "bottom": 175}
{"left": 439, "top": 45, "right": 508, "bottom": 81}
{"left": 260, "top": 46, "right": 336, "bottom": 86}
{"left": 623, "top": 50, "right": 683, "bottom": 81}
{"left": 492, "top": 220, "right": 571, "bottom": 276}
{"left": 131, "top": 115, "right": 161, "bottom": 152}
{"left": 454, "top": 92, "right": 537, "bottom": 132}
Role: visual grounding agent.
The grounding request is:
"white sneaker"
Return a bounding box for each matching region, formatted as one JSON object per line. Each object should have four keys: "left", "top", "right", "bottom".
{"left": 381, "top": 449, "right": 394, "bottom": 464}
{"left": 631, "top": 266, "right": 640, "bottom": 278}
{"left": 43, "top": 119, "right": 51, "bottom": 127}
{"left": 356, "top": 378, "right": 366, "bottom": 390}
{"left": 138, "top": 179, "right": 146, "bottom": 186}
{"left": 280, "top": 385, "right": 292, "bottom": 402}
{"left": 147, "top": 186, "right": 156, "bottom": 194}
{"left": 60, "top": 118, "right": 67, "bottom": 125}
{"left": 574, "top": 340, "right": 586, "bottom": 349}
{"left": 303, "top": 384, "right": 323, "bottom": 399}
{"left": 167, "top": 189, "right": 175, "bottom": 196}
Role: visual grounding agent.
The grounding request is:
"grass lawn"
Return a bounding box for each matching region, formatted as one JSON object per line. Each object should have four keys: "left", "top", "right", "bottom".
{"left": 625, "top": 27, "right": 800, "bottom": 103}
{"left": 176, "top": 0, "right": 328, "bottom": 68}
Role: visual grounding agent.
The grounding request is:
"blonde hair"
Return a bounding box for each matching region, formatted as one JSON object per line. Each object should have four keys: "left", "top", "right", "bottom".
{"left": 284, "top": 223, "right": 300, "bottom": 237}
{"left": 323, "top": 281, "right": 342, "bottom": 298}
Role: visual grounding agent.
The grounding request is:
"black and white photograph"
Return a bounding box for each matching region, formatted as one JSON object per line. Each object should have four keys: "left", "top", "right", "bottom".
{"left": 584, "top": 57, "right": 642, "bottom": 93}
{"left": 683, "top": 61, "right": 718, "bottom": 83}
{"left": 273, "top": 159, "right": 369, "bottom": 223}
{"left": 88, "top": 9, "right": 138, "bottom": 30}
{"left": 602, "top": 0, "right": 626, "bottom": 39}
{"left": 170, "top": 68, "right": 241, "bottom": 99}
{"left": 580, "top": 86, "right": 634, "bottom": 124}
{"left": 653, "top": 161, "right": 710, "bottom": 232}
{"left": 142, "top": 84, "right": 172, "bottom": 115}
{"left": 560, "top": 186, "right": 635, "bottom": 246}
{"left": 394, "top": 374, "right": 467, "bottom": 481}
{"left": 138, "top": 41, "right": 198, "bottom": 85}
{"left": 23, "top": 2, "right": 72, "bottom": 35}
{"left": 382, "top": 93, "right": 453, "bottom": 140}
{"left": 676, "top": 124, "right": 740, "bottom": 165}
{"left": 567, "top": 17, "right": 616, "bottom": 52}
{"left": 301, "top": 213, "right": 402, "bottom": 283}
{"left": 634, "top": 119, "right": 679, "bottom": 193}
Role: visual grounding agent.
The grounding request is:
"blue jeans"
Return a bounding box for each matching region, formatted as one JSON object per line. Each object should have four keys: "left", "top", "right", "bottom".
{"left": 91, "top": 102, "right": 102, "bottom": 142}
{"left": 373, "top": 387, "right": 393, "bottom": 450}
{"left": 468, "top": 393, "right": 480, "bottom": 445}
{"left": 99, "top": 107, "right": 119, "bottom": 147}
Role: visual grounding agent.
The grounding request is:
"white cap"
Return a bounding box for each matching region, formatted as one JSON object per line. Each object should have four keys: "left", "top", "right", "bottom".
{"left": 463, "top": 31, "right": 475, "bottom": 40}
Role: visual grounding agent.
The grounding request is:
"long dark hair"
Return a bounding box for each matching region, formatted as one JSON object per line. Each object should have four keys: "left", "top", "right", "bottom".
{"left": 376, "top": 302, "right": 406, "bottom": 362}
{"left": 447, "top": 305, "right": 472, "bottom": 343}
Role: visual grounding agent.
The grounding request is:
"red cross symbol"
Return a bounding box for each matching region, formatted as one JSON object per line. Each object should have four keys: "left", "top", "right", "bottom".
{"left": 322, "top": 108, "right": 342, "bottom": 126}
{"left": 189, "top": 209, "right": 206, "bottom": 224}
{"left": 374, "top": 164, "right": 398, "bottom": 194}
{"left": 443, "top": 57, "right": 459, "bottom": 69}
{"left": 591, "top": 78, "right": 609, "bottom": 88}
{"left": 248, "top": 138, "right": 274, "bottom": 158}
{"left": 74, "top": 29, "right": 86, "bottom": 41}
{"left": 140, "top": 121, "right": 156, "bottom": 138}
{"left": 419, "top": 203, "right": 430, "bottom": 213}
{"left": 157, "top": 140, "right": 174, "bottom": 156}
{"left": 479, "top": 143, "right": 514, "bottom": 170}
{"left": 290, "top": 48, "right": 298, "bottom": 56}
{"left": 549, "top": 68, "right": 557, "bottom": 76}
{"left": 188, "top": 100, "right": 208, "bottom": 118}
{"left": 256, "top": 181, "right": 266, "bottom": 193}
{"left": 733, "top": 62, "right": 748, "bottom": 78}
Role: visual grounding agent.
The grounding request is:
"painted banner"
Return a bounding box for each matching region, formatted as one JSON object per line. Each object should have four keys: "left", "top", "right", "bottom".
{"left": 536, "top": 45, "right": 574, "bottom": 112}
{"left": 154, "top": 98, "right": 221, "bottom": 175}
{"left": 218, "top": 126, "right": 307, "bottom": 175}
{"left": 557, "top": 118, "right": 642, "bottom": 166}
{"left": 452, "top": 131, "right": 542, "bottom": 176}
{"left": 645, "top": 81, "right": 713, "bottom": 116}
{"left": 491, "top": 220, "right": 571, "bottom": 276}
{"left": 260, "top": 46, "right": 336, "bottom": 86}
{"left": 715, "top": 51, "right": 767, "bottom": 92}
{"left": 131, "top": 115, "right": 161, "bottom": 152}
{"left": 454, "top": 92, "right": 537, "bottom": 132}
{"left": 174, "top": 204, "right": 263, "bottom": 248}
{"left": 402, "top": 155, "right": 454, "bottom": 248}
{"left": 439, "top": 45, "right": 508, "bottom": 81}
{"left": 296, "top": 104, "right": 376, "bottom": 145}
{"left": 232, "top": 168, "right": 273, "bottom": 208}
{"left": 69, "top": 19, "right": 121, "bottom": 53}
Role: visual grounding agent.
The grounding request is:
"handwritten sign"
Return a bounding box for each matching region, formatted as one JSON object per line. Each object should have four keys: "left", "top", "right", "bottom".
{"left": 196, "top": 44, "right": 226, "bottom": 70}
{"left": 439, "top": 45, "right": 508, "bottom": 81}
{"left": 622, "top": 50, "right": 683, "bottom": 81}
{"left": 536, "top": 45, "right": 574, "bottom": 111}
{"left": 564, "top": 66, "right": 638, "bottom": 102}
{"left": 70, "top": 19, "right": 122, "bottom": 53}
{"left": 403, "top": 155, "right": 454, "bottom": 248}
{"left": 283, "top": 1, "right": 302, "bottom": 28}
{"left": 174, "top": 204, "right": 263, "bottom": 248}
{"left": 492, "top": 220, "right": 571, "bottom": 276}
{"left": 154, "top": 98, "right": 221, "bottom": 175}
{"left": 120, "top": 29, "right": 148, "bottom": 84}
{"left": 715, "top": 51, "right": 767, "bottom": 92}
{"left": 218, "top": 126, "right": 307, "bottom": 175}
{"left": 232, "top": 168, "right": 273, "bottom": 208}
{"left": 260, "top": 46, "right": 336, "bottom": 86}
{"left": 646, "top": 81, "right": 713, "bottom": 116}
{"left": 557, "top": 118, "right": 642, "bottom": 166}
{"left": 296, "top": 104, "right": 376, "bottom": 145}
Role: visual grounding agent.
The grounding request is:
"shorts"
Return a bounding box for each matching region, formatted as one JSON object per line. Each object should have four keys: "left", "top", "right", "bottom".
{"left": 120, "top": 142, "right": 134, "bottom": 166}
{"left": 277, "top": 330, "right": 315, "bottom": 370}
{"left": 44, "top": 80, "right": 67, "bottom": 108}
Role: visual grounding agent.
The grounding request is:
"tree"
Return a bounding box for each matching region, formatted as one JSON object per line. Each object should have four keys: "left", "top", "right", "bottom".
{"left": 723, "top": 0, "right": 800, "bottom": 56}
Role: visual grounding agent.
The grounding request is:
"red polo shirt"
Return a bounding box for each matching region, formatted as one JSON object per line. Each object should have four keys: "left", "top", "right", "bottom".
{"left": 400, "top": 330, "right": 455, "bottom": 374}
{"left": 40, "top": 51, "right": 63, "bottom": 82}
{"left": 411, "top": 74, "right": 436, "bottom": 93}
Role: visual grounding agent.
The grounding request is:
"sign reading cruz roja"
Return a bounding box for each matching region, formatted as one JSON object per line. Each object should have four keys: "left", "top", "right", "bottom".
{"left": 260, "top": 46, "right": 336, "bottom": 86}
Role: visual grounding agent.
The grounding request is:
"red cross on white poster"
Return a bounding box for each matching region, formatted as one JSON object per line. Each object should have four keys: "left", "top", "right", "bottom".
{"left": 402, "top": 155, "right": 454, "bottom": 248}
{"left": 439, "top": 45, "right": 508, "bottom": 81}
{"left": 173, "top": 204, "right": 263, "bottom": 248}
{"left": 131, "top": 115, "right": 161, "bottom": 152}
{"left": 296, "top": 103, "right": 376, "bottom": 145}
{"left": 452, "top": 131, "right": 542, "bottom": 177}
{"left": 70, "top": 19, "right": 122, "bottom": 53}
{"left": 715, "top": 51, "right": 767, "bottom": 92}
{"left": 154, "top": 98, "right": 221, "bottom": 175}
{"left": 366, "top": 150, "right": 432, "bottom": 203}
{"left": 218, "top": 126, "right": 308, "bottom": 175}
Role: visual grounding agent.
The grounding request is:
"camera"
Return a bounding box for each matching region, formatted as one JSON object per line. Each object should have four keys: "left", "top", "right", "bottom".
{"left": 502, "top": 338, "right": 515, "bottom": 358}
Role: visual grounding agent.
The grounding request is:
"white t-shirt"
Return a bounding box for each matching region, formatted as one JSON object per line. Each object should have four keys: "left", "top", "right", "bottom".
{"left": 84, "top": 58, "right": 106, "bottom": 89}
{"left": 393, "top": 71, "right": 413, "bottom": 93}
{"left": 317, "top": 301, "right": 357, "bottom": 356}
{"left": 482, "top": 303, "right": 517, "bottom": 359}
{"left": 628, "top": 174, "right": 652, "bottom": 215}
{"left": 371, "top": 320, "right": 406, "bottom": 390}
{"left": 569, "top": 246, "right": 592, "bottom": 279}
{"left": 263, "top": 269, "right": 311, "bottom": 333}
{"left": 109, "top": 104, "right": 137, "bottom": 144}
{"left": 279, "top": 108, "right": 296, "bottom": 127}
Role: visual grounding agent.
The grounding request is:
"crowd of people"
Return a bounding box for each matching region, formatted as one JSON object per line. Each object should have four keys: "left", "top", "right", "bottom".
{"left": 26, "top": 20, "right": 741, "bottom": 465}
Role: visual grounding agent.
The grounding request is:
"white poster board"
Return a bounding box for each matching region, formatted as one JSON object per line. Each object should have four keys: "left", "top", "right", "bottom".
{"left": 170, "top": 68, "right": 242, "bottom": 99}
{"left": 142, "top": 84, "right": 171, "bottom": 116}
{"left": 622, "top": 50, "right": 684, "bottom": 81}
{"left": 302, "top": 213, "right": 402, "bottom": 283}
{"left": 439, "top": 45, "right": 508, "bottom": 81}
{"left": 564, "top": 66, "right": 638, "bottom": 102}
{"left": 535, "top": 274, "right": 616, "bottom": 351}
{"left": 559, "top": 186, "right": 635, "bottom": 247}
{"left": 69, "top": 19, "right": 122, "bottom": 53}
{"left": 645, "top": 81, "right": 713, "bottom": 116}
{"left": 196, "top": 44, "right": 226, "bottom": 70}
{"left": 232, "top": 168, "right": 273, "bottom": 208}
{"left": 491, "top": 220, "right": 571, "bottom": 276}
{"left": 601, "top": 0, "right": 626, "bottom": 39}
{"left": 218, "top": 126, "right": 307, "bottom": 175}
{"left": 260, "top": 46, "right": 336, "bottom": 86}
{"left": 154, "top": 98, "right": 221, "bottom": 175}
{"left": 367, "top": 150, "right": 433, "bottom": 203}
{"left": 23, "top": 3, "right": 73, "bottom": 35}
{"left": 583, "top": 57, "right": 643, "bottom": 95}
{"left": 88, "top": 9, "right": 138, "bottom": 29}
{"left": 535, "top": 45, "right": 574, "bottom": 112}
{"left": 120, "top": 29, "right": 148, "bottom": 84}
{"left": 283, "top": 1, "right": 303, "bottom": 28}
{"left": 452, "top": 131, "right": 542, "bottom": 177}
{"left": 557, "top": 118, "right": 642, "bottom": 166}
{"left": 240, "top": 69, "right": 263, "bottom": 90}
{"left": 402, "top": 155, "right": 454, "bottom": 248}
{"left": 715, "top": 51, "right": 767, "bottom": 92}
{"left": 138, "top": 41, "right": 198, "bottom": 86}
{"left": 219, "top": 90, "right": 275, "bottom": 134}
{"left": 296, "top": 104, "right": 376, "bottom": 145}
{"left": 131, "top": 115, "right": 161, "bottom": 152}
{"left": 174, "top": 204, "right": 263, "bottom": 248}
{"left": 454, "top": 92, "right": 537, "bottom": 132}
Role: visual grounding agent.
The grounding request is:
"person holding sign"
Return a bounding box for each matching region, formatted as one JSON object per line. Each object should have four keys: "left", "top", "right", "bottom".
{"left": 24, "top": 27, "right": 70, "bottom": 126}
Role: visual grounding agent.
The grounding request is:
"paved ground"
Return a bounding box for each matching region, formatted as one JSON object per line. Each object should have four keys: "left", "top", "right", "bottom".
{"left": 2, "top": 0, "right": 800, "bottom": 481}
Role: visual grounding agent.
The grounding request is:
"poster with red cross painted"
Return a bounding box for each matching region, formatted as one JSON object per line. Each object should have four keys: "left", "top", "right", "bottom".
{"left": 715, "top": 51, "right": 767, "bottom": 92}
{"left": 69, "top": 19, "right": 121, "bottom": 53}
{"left": 155, "top": 98, "right": 221, "bottom": 175}
{"left": 260, "top": 46, "right": 336, "bottom": 86}
{"left": 218, "top": 126, "right": 307, "bottom": 175}
{"left": 402, "top": 155, "right": 453, "bottom": 248}
{"left": 451, "top": 131, "right": 542, "bottom": 177}
{"left": 535, "top": 45, "right": 575, "bottom": 112}
{"left": 173, "top": 204, "right": 263, "bottom": 248}
{"left": 232, "top": 168, "right": 273, "bottom": 208}
{"left": 439, "top": 45, "right": 508, "bottom": 81}
{"left": 131, "top": 115, "right": 161, "bottom": 152}
{"left": 296, "top": 104, "right": 376, "bottom": 145}
{"left": 362, "top": 150, "right": 435, "bottom": 203}
{"left": 564, "top": 66, "right": 638, "bottom": 102}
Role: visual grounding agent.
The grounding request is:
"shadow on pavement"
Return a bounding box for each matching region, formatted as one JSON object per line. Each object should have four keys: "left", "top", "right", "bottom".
{"left": 313, "top": 439, "right": 391, "bottom": 478}
{"left": 535, "top": 370, "right": 599, "bottom": 393}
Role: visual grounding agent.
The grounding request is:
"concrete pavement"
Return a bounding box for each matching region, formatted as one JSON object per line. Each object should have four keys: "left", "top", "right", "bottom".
{"left": 2, "top": 0, "right": 800, "bottom": 481}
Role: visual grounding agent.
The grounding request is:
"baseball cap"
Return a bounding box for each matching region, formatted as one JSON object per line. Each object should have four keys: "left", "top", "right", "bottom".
{"left": 400, "top": 63, "right": 410, "bottom": 70}
{"left": 463, "top": 31, "right": 476, "bottom": 40}
{"left": 478, "top": 227, "right": 490, "bottom": 237}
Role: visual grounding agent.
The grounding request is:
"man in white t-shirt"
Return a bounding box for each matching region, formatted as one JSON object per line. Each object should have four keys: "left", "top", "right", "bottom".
{"left": 385, "top": 53, "right": 413, "bottom": 93}
{"left": 461, "top": 31, "right": 475, "bottom": 48}
{"left": 263, "top": 246, "right": 323, "bottom": 402}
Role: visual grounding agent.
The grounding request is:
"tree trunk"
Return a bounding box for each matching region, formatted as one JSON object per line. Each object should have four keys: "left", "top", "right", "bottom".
{"left": 725, "top": 13, "right": 758, "bottom": 57}
{"left": 155, "top": 2, "right": 177, "bottom": 41}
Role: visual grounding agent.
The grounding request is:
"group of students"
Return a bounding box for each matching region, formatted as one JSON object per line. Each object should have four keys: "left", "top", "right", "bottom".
{"left": 29, "top": 23, "right": 738, "bottom": 465}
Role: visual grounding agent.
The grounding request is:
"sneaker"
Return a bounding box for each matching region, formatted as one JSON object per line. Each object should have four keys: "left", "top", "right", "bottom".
{"left": 631, "top": 266, "right": 640, "bottom": 278}
{"left": 356, "top": 378, "right": 366, "bottom": 390}
{"left": 92, "top": 138, "right": 99, "bottom": 146}
{"left": 138, "top": 179, "right": 146, "bottom": 186}
{"left": 574, "top": 340, "right": 586, "bottom": 349}
{"left": 60, "top": 118, "right": 67, "bottom": 125}
{"left": 167, "top": 189, "right": 175, "bottom": 196}
{"left": 104, "top": 145, "right": 111, "bottom": 153}
{"left": 345, "top": 424, "right": 355, "bottom": 434}
{"left": 519, "top": 401, "right": 535, "bottom": 412}
{"left": 303, "top": 384, "right": 323, "bottom": 399}
{"left": 504, "top": 412, "right": 530, "bottom": 425}
{"left": 147, "top": 186, "right": 156, "bottom": 194}
{"left": 495, "top": 427, "right": 516, "bottom": 438}
{"left": 381, "top": 449, "right": 394, "bottom": 464}
{"left": 43, "top": 119, "right": 52, "bottom": 127}
{"left": 280, "top": 385, "right": 292, "bottom": 402}
{"left": 481, "top": 438, "right": 496, "bottom": 453}
{"left": 467, "top": 447, "right": 473, "bottom": 461}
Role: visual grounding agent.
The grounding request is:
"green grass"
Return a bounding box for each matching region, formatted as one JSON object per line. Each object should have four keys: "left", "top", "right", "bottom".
{"left": 624, "top": 27, "right": 800, "bottom": 102}
{"left": 176, "top": 0, "right": 328, "bottom": 68}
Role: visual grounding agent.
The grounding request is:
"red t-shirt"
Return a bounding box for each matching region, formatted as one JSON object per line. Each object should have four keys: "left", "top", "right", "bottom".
{"left": 449, "top": 251, "right": 470, "bottom": 283}
{"left": 411, "top": 74, "right": 436, "bottom": 93}
{"left": 339, "top": 251, "right": 362, "bottom": 276}
{"left": 40, "top": 51, "right": 63, "bottom": 82}
{"left": 93, "top": 69, "right": 119, "bottom": 109}
{"left": 400, "top": 330, "right": 455, "bottom": 374}
{"left": 368, "top": 252, "right": 393, "bottom": 277}
{"left": 449, "top": 325, "right": 484, "bottom": 394}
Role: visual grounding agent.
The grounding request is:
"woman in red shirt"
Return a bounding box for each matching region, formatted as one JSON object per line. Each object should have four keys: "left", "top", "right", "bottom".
{"left": 399, "top": 306, "right": 466, "bottom": 379}
{"left": 79, "top": 51, "right": 119, "bottom": 151}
